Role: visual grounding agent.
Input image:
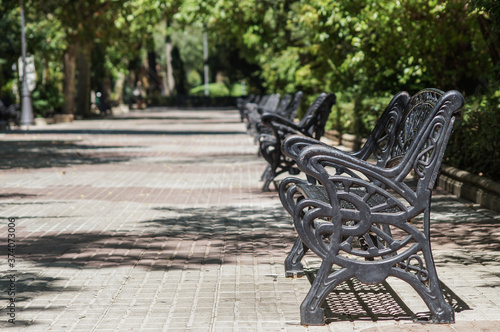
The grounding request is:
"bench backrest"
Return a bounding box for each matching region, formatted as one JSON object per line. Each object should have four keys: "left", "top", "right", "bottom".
{"left": 355, "top": 89, "right": 462, "bottom": 175}
{"left": 275, "top": 94, "right": 292, "bottom": 115}
{"left": 395, "top": 89, "right": 463, "bottom": 193}
{"left": 283, "top": 91, "right": 304, "bottom": 120}
{"left": 391, "top": 89, "right": 444, "bottom": 161}
{"left": 298, "top": 93, "right": 336, "bottom": 139}
{"left": 263, "top": 93, "right": 281, "bottom": 112}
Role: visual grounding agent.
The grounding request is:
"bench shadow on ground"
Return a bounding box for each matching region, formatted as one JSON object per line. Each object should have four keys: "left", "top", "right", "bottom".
{"left": 303, "top": 270, "right": 470, "bottom": 324}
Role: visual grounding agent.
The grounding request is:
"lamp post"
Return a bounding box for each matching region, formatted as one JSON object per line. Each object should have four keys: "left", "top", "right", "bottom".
{"left": 20, "top": 0, "right": 34, "bottom": 128}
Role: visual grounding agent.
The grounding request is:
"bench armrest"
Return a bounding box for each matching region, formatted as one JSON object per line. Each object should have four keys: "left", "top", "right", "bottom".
{"left": 281, "top": 135, "right": 372, "bottom": 162}
{"left": 295, "top": 144, "right": 418, "bottom": 204}
{"left": 261, "top": 112, "right": 303, "bottom": 132}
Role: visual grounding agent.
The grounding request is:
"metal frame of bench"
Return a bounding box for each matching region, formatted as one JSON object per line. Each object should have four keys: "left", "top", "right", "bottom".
{"left": 252, "top": 91, "right": 304, "bottom": 139}
{"left": 258, "top": 92, "right": 336, "bottom": 191}
{"left": 278, "top": 89, "right": 464, "bottom": 325}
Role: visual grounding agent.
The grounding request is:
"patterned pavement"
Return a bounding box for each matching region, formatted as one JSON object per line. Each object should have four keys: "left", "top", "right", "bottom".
{"left": 0, "top": 107, "right": 499, "bottom": 331}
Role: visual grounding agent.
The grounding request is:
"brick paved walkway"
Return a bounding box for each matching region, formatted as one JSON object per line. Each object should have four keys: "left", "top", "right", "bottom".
{"left": 1, "top": 107, "right": 499, "bottom": 331}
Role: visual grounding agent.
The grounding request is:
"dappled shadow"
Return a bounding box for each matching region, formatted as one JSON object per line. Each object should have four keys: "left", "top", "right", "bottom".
{"left": 429, "top": 195, "right": 500, "bottom": 251}
{"left": 15, "top": 205, "right": 295, "bottom": 270}
{"left": 0, "top": 140, "right": 137, "bottom": 169}
{"left": 0, "top": 272, "right": 70, "bottom": 327}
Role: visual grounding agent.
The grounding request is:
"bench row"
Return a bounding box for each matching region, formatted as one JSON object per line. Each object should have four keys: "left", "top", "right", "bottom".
{"left": 238, "top": 88, "right": 465, "bottom": 326}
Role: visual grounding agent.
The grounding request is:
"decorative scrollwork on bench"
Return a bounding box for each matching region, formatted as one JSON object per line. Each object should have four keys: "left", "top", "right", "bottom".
{"left": 278, "top": 89, "right": 464, "bottom": 325}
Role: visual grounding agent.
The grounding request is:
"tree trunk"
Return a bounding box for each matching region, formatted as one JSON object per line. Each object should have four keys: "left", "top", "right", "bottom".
{"left": 63, "top": 43, "right": 77, "bottom": 114}
{"left": 76, "top": 45, "right": 92, "bottom": 118}
{"left": 100, "top": 73, "right": 112, "bottom": 113}
{"left": 165, "top": 19, "right": 175, "bottom": 96}
{"left": 147, "top": 36, "right": 161, "bottom": 95}
{"left": 113, "top": 72, "right": 125, "bottom": 104}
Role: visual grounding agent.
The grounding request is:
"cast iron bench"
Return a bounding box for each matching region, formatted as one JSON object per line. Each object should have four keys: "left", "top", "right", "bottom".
{"left": 242, "top": 94, "right": 280, "bottom": 130}
{"left": 278, "top": 89, "right": 464, "bottom": 325}
{"left": 258, "top": 92, "right": 336, "bottom": 191}
{"left": 251, "top": 91, "right": 304, "bottom": 139}
{"left": 237, "top": 94, "right": 257, "bottom": 122}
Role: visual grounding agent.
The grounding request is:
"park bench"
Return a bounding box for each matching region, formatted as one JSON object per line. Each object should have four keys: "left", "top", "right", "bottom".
{"left": 240, "top": 94, "right": 280, "bottom": 128}
{"left": 258, "top": 92, "right": 336, "bottom": 191}
{"left": 245, "top": 93, "right": 286, "bottom": 136}
{"left": 277, "top": 88, "right": 464, "bottom": 325}
{"left": 252, "top": 91, "right": 304, "bottom": 139}
{"left": 237, "top": 94, "right": 265, "bottom": 122}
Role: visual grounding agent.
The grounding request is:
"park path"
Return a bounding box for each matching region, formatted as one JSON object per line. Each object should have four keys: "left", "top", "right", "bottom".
{"left": 0, "top": 107, "right": 499, "bottom": 331}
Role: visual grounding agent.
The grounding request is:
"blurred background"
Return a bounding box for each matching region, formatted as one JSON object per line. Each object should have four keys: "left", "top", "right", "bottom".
{"left": 0, "top": 0, "right": 498, "bottom": 179}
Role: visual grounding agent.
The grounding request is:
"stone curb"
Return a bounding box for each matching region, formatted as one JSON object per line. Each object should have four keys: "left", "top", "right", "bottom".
{"left": 438, "top": 164, "right": 500, "bottom": 213}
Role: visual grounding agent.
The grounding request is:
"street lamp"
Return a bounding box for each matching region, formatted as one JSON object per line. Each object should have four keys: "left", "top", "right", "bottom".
{"left": 20, "top": 0, "right": 34, "bottom": 128}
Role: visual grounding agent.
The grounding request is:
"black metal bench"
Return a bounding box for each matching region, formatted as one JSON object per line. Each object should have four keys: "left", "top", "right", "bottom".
{"left": 258, "top": 92, "right": 336, "bottom": 191}
{"left": 237, "top": 94, "right": 257, "bottom": 122}
{"left": 251, "top": 91, "right": 304, "bottom": 139}
{"left": 278, "top": 89, "right": 464, "bottom": 325}
{"left": 241, "top": 94, "right": 281, "bottom": 131}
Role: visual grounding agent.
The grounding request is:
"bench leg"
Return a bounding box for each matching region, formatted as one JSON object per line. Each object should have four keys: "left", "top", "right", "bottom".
{"left": 262, "top": 168, "right": 275, "bottom": 192}
{"left": 421, "top": 208, "right": 454, "bottom": 323}
{"left": 261, "top": 165, "right": 271, "bottom": 181}
{"left": 394, "top": 209, "right": 454, "bottom": 323}
{"left": 394, "top": 251, "right": 454, "bottom": 323}
{"left": 300, "top": 259, "right": 353, "bottom": 325}
{"left": 422, "top": 253, "right": 455, "bottom": 323}
{"left": 285, "top": 237, "right": 308, "bottom": 278}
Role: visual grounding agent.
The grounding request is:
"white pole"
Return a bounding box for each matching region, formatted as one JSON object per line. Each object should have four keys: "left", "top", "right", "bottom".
{"left": 20, "top": 0, "right": 34, "bottom": 127}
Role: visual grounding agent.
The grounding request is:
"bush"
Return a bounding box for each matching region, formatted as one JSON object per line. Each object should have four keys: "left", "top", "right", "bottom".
{"left": 187, "top": 70, "right": 202, "bottom": 88}
{"left": 190, "top": 83, "right": 230, "bottom": 97}
{"left": 445, "top": 90, "right": 500, "bottom": 181}
{"left": 325, "top": 93, "right": 391, "bottom": 137}
{"left": 31, "top": 81, "right": 63, "bottom": 117}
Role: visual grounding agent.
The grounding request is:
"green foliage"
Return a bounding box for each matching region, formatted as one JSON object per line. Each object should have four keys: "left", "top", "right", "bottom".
{"left": 0, "top": 1, "right": 21, "bottom": 96}
{"left": 446, "top": 89, "right": 500, "bottom": 181}
{"left": 190, "top": 83, "right": 229, "bottom": 96}
{"left": 31, "top": 79, "right": 64, "bottom": 117}
{"left": 189, "top": 82, "right": 245, "bottom": 97}
{"left": 187, "top": 69, "right": 202, "bottom": 87}
{"left": 0, "top": 79, "right": 17, "bottom": 105}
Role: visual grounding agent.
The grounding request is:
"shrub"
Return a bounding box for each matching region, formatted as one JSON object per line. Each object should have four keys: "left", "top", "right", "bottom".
{"left": 445, "top": 90, "right": 500, "bottom": 181}
{"left": 31, "top": 81, "right": 64, "bottom": 117}
{"left": 189, "top": 83, "right": 230, "bottom": 97}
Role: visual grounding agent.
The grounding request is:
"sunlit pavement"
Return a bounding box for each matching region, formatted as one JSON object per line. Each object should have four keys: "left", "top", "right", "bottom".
{"left": 1, "top": 107, "right": 499, "bottom": 331}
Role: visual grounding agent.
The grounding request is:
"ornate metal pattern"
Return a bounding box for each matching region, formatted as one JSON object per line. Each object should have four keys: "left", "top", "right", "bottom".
{"left": 278, "top": 89, "right": 464, "bottom": 325}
